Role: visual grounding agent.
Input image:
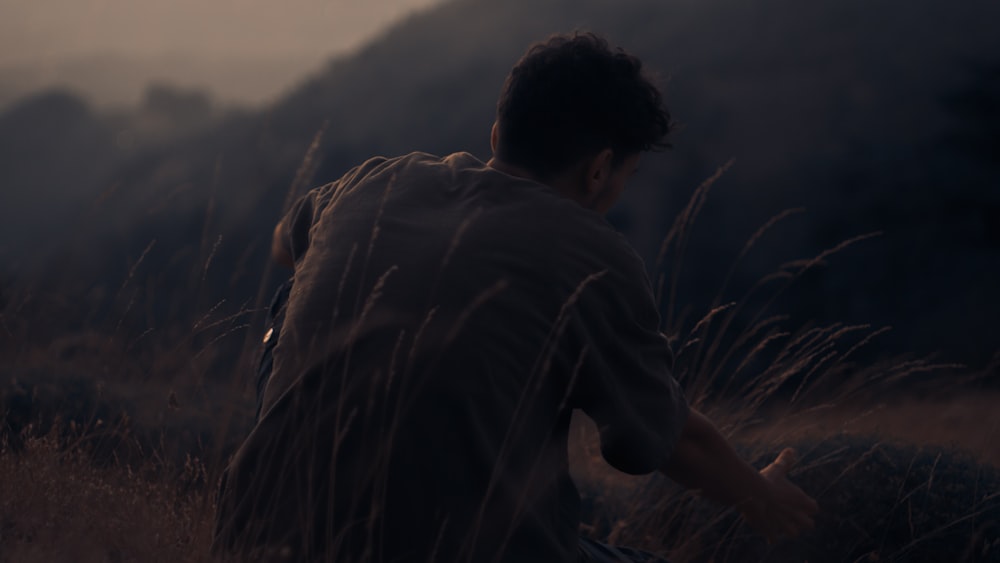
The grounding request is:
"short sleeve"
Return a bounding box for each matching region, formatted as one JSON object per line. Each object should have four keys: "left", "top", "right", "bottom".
{"left": 277, "top": 156, "right": 390, "bottom": 263}
{"left": 569, "top": 244, "right": 689, "bottom": 475}
{"left": 282, "top": 191, "right": 317, "bottom": 263}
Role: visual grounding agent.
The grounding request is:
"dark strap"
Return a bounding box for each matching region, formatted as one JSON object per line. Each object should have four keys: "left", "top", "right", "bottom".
{"left": 255, "top": 278, "right": 294, "bottom": 420}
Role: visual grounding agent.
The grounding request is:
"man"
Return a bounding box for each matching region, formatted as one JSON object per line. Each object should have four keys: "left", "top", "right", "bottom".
{"left": 214, "top": 32, "right": 818, "bottom": 562}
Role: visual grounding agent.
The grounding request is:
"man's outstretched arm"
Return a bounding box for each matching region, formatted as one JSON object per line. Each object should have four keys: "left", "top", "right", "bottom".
{"left": 661, "top": 408, "right": 819, "bottom": 542}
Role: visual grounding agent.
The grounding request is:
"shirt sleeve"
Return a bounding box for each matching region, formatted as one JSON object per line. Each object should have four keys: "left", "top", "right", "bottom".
{"left": 280, "top": 190, "right": 317, "bottom": 263}
{"left": 276, "top": 156, "right": 390, "bottom": 263}
{"left": 569, "top": 240, "right": 689, "bottom": 475}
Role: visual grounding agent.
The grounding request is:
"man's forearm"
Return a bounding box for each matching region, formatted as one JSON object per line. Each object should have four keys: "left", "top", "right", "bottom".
{"left": 660, "top": 408, "right": 770, "bottom": 509}
{"left": 661, "top": 408, "right": 820, "bottom": 540}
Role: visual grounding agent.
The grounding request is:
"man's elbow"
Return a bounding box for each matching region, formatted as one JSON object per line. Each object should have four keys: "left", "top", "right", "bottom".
{"left": 271, "top": 250, "right": 295, "bottom": 268}
{"left": 271, "top": 224, "right": 295, "bottom": 268}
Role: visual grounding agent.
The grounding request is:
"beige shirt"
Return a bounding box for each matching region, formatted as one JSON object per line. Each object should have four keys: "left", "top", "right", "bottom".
{"left": 217, "top": 152, "right": 688, "bottom": 562}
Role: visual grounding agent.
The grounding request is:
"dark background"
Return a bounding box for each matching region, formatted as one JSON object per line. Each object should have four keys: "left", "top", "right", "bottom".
{"left": 2, "top": 0, "right": 998, "bottom": 377}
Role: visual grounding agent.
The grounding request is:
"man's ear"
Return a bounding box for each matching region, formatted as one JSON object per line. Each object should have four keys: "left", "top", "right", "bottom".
{"left": 490, "top": 121, "right": 499, "bottom": 154}
{"left": 584, "top": 148, "right": 615, "bottom": 194}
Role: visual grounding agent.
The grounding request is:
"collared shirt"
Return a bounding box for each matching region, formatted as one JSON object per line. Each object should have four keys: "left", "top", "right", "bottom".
{"left": 215, "top": 151, "right": 689, "bottom": 563}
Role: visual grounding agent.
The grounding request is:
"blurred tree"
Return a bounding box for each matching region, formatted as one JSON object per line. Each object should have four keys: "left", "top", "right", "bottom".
{"left": 141, "top": 84, "right": 213, "bottom": 129}
{"left": 0, "top": 90, "right": 117, "bottom": 266}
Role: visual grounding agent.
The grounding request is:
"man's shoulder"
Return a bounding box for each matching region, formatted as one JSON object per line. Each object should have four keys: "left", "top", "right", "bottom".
{"left": 328, "top": 151, "right": 638, "bottom": 266}
{"left": 334, "top": 151, "right": 482, "bottom": 188}
{"left": 357, "top": 151, "right": 480, "bottom": 170}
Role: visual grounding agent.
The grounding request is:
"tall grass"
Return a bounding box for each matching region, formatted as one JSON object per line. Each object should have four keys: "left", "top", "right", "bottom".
{"left": 1, "top": 150, "right": 997, "bottom": 562}
{"left": 0, "top": 429, "right": 215, "bottom": 563}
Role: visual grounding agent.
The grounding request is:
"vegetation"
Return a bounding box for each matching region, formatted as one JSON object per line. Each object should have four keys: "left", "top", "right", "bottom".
{"left": 0, "top": 431, "right": 214, "bottom": 563}
{"left": 3, "top": 164, "right": 998, "bottom": 561}
{"left": 1, "top": 0, "right": 999, "bottom": 560}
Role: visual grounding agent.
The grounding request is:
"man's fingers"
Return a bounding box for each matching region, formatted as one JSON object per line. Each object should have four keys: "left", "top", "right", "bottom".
{"left": 768, "top": 509, "right": 815, "bottom": 542}
{"left": 788, "top": 508, "right": 816, "bottom": 533}
{"left": 749, "top": 448, "right": 820, "bottom": 544}
{"left": 772, "top": 448, "right": 798, "bottom": 474}
{"left": 800, "top": 493, "right": 820, "bottom": 515}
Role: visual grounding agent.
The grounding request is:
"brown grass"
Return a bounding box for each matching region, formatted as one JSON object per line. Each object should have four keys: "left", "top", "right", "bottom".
{"left": 744, "top": 392, "right": 1000, "bottom": 467}
{"left": 2, "top": 153, "right": 997, "bottom": 561}
{"left": 0, "top": 430, "right": 215, "bottom": 563}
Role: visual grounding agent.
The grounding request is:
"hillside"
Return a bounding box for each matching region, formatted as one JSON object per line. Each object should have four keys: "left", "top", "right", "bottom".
{"left": 0, "top": 54, "right": 320, "bottom": 111}
{"left": 3, "top": 0, "right": 999, "bottom": 369}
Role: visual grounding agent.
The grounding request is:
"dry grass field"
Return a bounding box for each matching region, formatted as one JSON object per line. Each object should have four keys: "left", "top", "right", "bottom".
{"left": 2, "top": 351, "right": 998, "bottom": 562}
{"left": 2, "top": 169, "right": 997, "bottom": 562}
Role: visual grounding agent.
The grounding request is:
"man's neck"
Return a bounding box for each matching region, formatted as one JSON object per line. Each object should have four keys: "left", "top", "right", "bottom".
{"left": 487, "top": 157, "right": 543, "bottom": 184}
{"left": 488, "top": 156, "right": 592, "bottom": 210}
{"left": 488, "top": 156, "right": 580, "bottom": 193}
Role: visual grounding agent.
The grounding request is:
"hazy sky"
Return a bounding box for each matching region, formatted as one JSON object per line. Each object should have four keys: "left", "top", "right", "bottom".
{"left": 0, "top": 0, "right": 442, "bottom": 65}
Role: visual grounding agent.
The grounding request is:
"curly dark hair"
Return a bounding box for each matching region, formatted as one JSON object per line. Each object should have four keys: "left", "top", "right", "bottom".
{"left": 495, "top": 31, "right": 672, "bottom": 180}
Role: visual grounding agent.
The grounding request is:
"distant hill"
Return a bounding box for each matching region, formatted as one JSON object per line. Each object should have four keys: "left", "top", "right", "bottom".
{"left": 3, "top": 0, "right": 999, "bottom": 368}
{"left": 0, "top": 53, "right": 323, "bottom": 111}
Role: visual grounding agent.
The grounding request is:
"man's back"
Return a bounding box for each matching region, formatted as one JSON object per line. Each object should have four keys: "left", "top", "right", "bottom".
{"left": 215, "top": 33, "right": 820, "bottom": 562}
{"left": 214, "top": 152, "right": 686, "bottom": 562}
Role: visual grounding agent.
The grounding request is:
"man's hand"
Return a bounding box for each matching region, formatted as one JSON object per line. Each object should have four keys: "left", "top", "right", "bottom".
{"left": 739, "top": 448, "right": 819, "bottom": 542}
{"left": 661, "top": 410, "right": 820, "bottom": 544}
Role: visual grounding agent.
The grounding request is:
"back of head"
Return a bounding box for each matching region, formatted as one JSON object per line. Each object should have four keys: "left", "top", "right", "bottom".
{"left": 495, "top": 31, "right": 672, "bottom": 180}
